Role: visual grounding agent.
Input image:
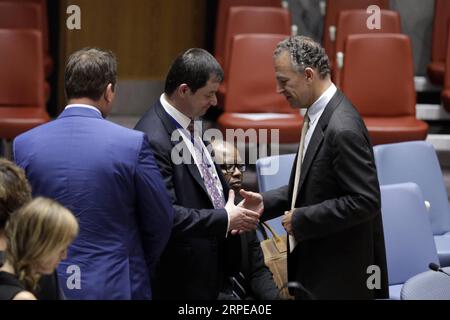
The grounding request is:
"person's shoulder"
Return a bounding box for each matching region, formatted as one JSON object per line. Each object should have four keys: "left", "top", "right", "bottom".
{"left": 14, "top": 120, "right": 53, "bottom": 143}
{"left": 135, "top": 103, "right": 164, "bottom": 133}
{"left": 328, "top": 100, "right": 366, "bottom": 133}
{"left": 99, "top": 119, "right": 146, "bottom": 143}
{"left": 13, "top": 291, "right": 37, "bottom": 300}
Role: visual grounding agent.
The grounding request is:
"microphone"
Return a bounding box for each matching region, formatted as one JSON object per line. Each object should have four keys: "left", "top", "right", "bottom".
{"left": 428, "top": 262, "right": 450, "bottom": 276}
{"left": 279, "top": 281, "right": 315, "bottom": 300}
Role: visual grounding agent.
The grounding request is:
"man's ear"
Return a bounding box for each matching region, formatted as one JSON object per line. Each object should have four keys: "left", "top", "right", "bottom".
{"left": 104, "top": 83, "right": 115, "bottom": 103}
{"left": 304, "top": 68, "right": 315, "bottom": 82}
{"left": 178, "top": 84, "right": 190, "bottom": 97}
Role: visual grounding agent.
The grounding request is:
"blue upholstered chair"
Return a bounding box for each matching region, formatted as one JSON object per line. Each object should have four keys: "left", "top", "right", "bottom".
{"left": 380, "top": 183, "right": 440, "bottom": 299}
{"left": 401, "top": 266, "right": 450, "bottom": 300}
{"left": 374, "top": 141, "right": 450, "bottom": 267}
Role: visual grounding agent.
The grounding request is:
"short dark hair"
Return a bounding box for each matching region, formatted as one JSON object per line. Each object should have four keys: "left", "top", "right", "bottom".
{"left": 164, "top": 48, "right": 224, "bottom": 95}
{"left": 0, "top": 158, "right": 32, "bottom": 230}
{"left": 274, "top": 36, "right": 331, "bottom": 79}
{"left": 65, "top": 48, "right": 117, "bottom": 101}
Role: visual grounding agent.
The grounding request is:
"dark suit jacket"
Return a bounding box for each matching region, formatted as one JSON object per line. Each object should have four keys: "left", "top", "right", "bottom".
{"left": 135, "top": 100, "right": 241, "bottom": 300}
{"left": 262, "top": 90, "right": 389, "bottom": 300}
{"left": 237, "top": 230, "right": 280, "bottom": 300}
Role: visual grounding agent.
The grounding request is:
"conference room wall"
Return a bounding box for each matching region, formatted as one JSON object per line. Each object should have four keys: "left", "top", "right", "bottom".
{"left": 57, "top": 0, "right": 207, "bottom": 114}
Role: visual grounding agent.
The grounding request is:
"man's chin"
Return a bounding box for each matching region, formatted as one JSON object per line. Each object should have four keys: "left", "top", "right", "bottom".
{"left": 230, "top": 182, "right": 242, "bottom": 191}
{"left": 285, "top": 97, "right": 298, "bottom": 108}
{"left": 289, "top": 100, "right": 302, "bottom": 108}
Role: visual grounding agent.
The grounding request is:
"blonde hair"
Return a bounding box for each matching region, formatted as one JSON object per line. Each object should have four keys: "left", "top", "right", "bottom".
{"left": 4, "top": 197, "right": 78, "bottom": 291}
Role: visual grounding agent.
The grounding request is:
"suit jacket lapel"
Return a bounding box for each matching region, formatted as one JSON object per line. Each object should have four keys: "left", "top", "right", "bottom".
{"left": 297, "top": 90, "right": 345, "bottom": 194}
{"left": 154, "top": 101, "right": 209, "bottom": 196}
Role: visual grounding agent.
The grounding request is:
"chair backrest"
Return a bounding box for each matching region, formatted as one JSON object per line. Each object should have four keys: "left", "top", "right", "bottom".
{"left": 0, "top": 2, "right": 44, "bottom": 56}
{"left": 0, "top": 29, "right": 45, "bottom": 108}
{"left": 340, "top": 33, "right": 415, "bottom": 117}
{"left": 374, "top": 141, "right": 450, "bottom": 235}
{"left": 256, "top": 153, "right": 296, "bottom": 238}
{"left": 323, "top": 0, "right": 389, "bottom": 64}
{"left": 225, "top": 33, "right": 294, "bottom": 113}
{"left": 214, "top": 0, "right": 281, "bottom": 64}
{"left": 431, "top": 0, "right": 450, "bottom": 64}
{"left": 445, "top": 24, "right": 450, "bottom": 91}
{"left": 333, "top": 9, "right": 401, "bottom": 86}
{"left": 401, "top": 267, "right": 450, "bottom": 300}
{"left": 256, "top": 153, "right": 295, "bottom": 192}
{"left": 380, "top": 183, "right": 439, "bottom": 285}
{"left": 223, "top": 6, "right": 291, "bottom": 73}
{"left": 0, "top": 2, "right": 42, "bottom": 29}
{"left": 0, "top": 0, "right": 48, "bottom": 53}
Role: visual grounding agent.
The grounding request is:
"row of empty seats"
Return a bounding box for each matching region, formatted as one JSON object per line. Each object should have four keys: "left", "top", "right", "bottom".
{"left": 322, "top": 0, "right": 390, "bottom": 71}
{"left": 214, "top": 1, "right": 304, "bottom": 144}
{"left": 256, "top": 140, "right": 450, "bottom": 299}
{"left": 213, "top": 0, "right": 429, "bottom": 146}
{"left": 320, "top": 0, "right": 450, "bottom": 114}
{"left": 217, "top": 31, "right": 428, "bottom": 145}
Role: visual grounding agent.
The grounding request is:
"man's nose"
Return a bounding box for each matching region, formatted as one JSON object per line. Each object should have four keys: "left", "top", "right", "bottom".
{"left": 210, "top": 94, "right": 218, "bottom": 106}
{"left": 276, "top": 83, "right": 284, "bottom": 94}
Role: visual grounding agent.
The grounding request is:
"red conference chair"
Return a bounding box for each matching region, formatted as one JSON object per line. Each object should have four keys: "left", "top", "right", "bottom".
{"left": 0, "top": 29, "right": 50, "bottom": 140}
{"left": 218, "top": 34, "right": 303, "bottom": 144}
{"left": 218, "top": 6, "right": 291, "bottom": 108}
{"left": 442, "top": 24, "right": 450, "bottom": 112}
{"left": 333, "top": 9, "right": 401, "bottom": 87}
{"left": 322, "top": 0, "right": 389, "bottom": 70}
{"left": 0, "top": 0, "right": 52, "bottom": 77}
{"left": 428, "top": 0, "right": 450, "bottom": 86}
{"left": 340, "top": 34, "right": 428, "bottom": 145}
{"left": 214, "top": 0, "right": 282, "bottom": 67}
{"left": 0, "top": 1, "right": 51, "bottom": 100}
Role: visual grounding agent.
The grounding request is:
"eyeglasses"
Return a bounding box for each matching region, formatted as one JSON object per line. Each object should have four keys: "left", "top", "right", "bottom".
{"left": 222, "top": 164, "right": 246, "bottom": 173}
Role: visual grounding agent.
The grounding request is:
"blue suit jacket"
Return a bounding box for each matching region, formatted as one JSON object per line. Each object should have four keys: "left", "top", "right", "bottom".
{"left": 13, "top": 106, "right": 173, "bottom": 300}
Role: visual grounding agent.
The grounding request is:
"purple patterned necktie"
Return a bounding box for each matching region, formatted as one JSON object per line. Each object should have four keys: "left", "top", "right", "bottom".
{"left": 188, "top": 121, "right": 225, "bottom": 209}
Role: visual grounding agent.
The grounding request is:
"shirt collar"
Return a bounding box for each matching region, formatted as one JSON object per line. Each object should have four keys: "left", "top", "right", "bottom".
{"left": 160, "top": 94, "right": 191, "bottom": 129}
{"left": 65, "top": 104, "right": 102, "bottom": 116}
{"left": 307, "top": 83, "right": 337, "bottom": 124}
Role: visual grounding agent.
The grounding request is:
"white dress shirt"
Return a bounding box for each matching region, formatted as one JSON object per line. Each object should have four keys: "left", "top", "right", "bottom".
{"left": 65, "top": 104, "right": 103, "bottom": 116}
{"left": 303, "top": 83, "right": 337, "bottom": 159}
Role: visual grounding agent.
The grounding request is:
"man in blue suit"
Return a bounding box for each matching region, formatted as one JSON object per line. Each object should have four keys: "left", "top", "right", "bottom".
{"left": 13, "top": 48, "right": 173, "bottom": 300}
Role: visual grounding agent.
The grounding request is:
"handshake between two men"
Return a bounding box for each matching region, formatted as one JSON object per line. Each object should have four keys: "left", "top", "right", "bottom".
{"left": 225, "top": 189, "right": 295, "bottom": 236}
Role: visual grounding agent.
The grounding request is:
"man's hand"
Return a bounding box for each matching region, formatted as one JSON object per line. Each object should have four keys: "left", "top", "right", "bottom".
{"left": 225, "top": 190, "right": 260, "bottom": 234}
{"left": 282, "top": 210, "right": 294, "bottom": 235}
{"left": 238, "top": 189, "right": 264, "bottom": 216}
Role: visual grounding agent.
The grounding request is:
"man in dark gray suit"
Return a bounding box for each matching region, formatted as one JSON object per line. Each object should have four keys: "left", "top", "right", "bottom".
{"left": 243, "top": 36, "right": 389, "bottom": 299}
{"left": 134, "top": 48, "right": 260, "bottom": 300}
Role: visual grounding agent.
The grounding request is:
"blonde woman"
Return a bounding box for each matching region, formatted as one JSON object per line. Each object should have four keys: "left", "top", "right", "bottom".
{"left": 0, "top": 197, "right": 78, "bottom": 300}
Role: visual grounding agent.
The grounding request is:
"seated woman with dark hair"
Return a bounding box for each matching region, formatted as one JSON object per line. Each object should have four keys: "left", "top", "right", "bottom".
{"left": 0, "top": 197, "right": 78, "bottom": 300}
